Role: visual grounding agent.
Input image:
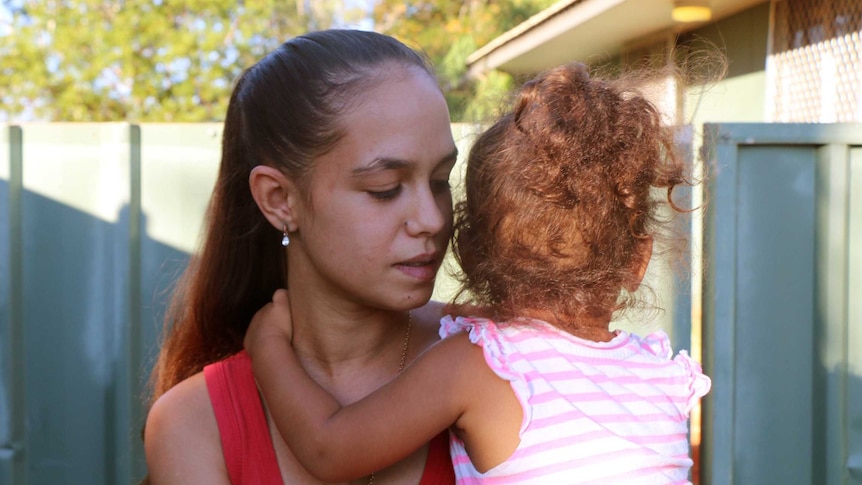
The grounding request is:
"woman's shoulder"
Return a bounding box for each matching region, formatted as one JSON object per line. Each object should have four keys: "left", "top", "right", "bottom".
{"left": 410, "top": 300, "right": 447, "bottom": 353}
{"left": 145, "top": 372, "right": 231, "bottom": 483}
{"left": 413, "top": 299, "right": 446, "bottom": 325}
{"left": 146, "top": 372, "right": 215, "bottom": 441}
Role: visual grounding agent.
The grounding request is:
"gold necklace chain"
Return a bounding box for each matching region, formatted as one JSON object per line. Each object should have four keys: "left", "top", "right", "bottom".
{"left": 368, "top": 312, "right": 412, "bottom": 485}
{"left": 398, "top": 313, "right": 412, "bottom": 373}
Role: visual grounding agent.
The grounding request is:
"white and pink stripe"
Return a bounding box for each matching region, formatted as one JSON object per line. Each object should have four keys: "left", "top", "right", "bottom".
{"left": 440, "top": 316, "right": 711, "bottom": 484}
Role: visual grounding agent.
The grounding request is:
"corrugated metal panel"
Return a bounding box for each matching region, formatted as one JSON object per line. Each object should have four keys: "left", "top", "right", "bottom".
{"left": 701, "top": 123, "right": 862, "bottom": 484}
{"left": 0, "top": 123, "right": 221, "bottom": 485}
{"left": 1, "top": 125, "right": 25, "bottom": 485}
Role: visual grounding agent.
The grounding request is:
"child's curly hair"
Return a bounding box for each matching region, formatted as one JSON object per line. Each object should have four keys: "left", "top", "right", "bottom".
{"left": 453, "top": 62, "right": 690, "bottom": 332}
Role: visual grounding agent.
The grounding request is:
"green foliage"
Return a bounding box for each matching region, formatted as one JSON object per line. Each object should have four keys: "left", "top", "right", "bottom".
{"left": 0, "top": 0, "right": 364, "bottom": 121}
{"left": 373, "top": 0, "right": 555, "bottom": 122}
{"left": 463, "top": 69, "right": 516, "bottom": 123}
{"left": 0, "top": 0, "right": 555, "bottom": 122}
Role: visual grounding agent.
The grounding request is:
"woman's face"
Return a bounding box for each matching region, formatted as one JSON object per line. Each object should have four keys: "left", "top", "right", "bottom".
{"left": 288, "top": 66, "right": 458, "bottom": 312}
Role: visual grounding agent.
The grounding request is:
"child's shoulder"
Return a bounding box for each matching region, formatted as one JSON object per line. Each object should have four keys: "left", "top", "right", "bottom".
{"left": 625, "top": 331, "right": 712, "bottom": 412}
{"left": 626, "top": 330, "right": 674, "bottom": 359}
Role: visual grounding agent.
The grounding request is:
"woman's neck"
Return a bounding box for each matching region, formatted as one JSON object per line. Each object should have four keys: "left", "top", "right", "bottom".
{"left": 284, "top": 286, "right": 411, "bottom": 400}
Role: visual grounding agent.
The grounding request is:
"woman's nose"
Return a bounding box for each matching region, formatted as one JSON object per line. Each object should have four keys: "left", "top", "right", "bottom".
{"left": 404, "top": 186, "right": 447, "bottom": 237}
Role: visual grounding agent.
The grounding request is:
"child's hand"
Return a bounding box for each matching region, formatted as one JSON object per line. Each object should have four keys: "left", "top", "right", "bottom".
{"left": 244, "top": 289, "right": 294, "bottom": 356}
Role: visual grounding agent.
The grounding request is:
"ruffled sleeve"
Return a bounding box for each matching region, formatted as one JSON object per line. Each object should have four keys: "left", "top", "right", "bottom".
{"left": 439, "top": 315, "right": 532, "bottom": 435}
{"left": 438, "top": 314, "right": 466, "bottom": 339}
{"left": 639, "top": 330, "right": 675, "bottom": 359}
{"left": 637, "top": 331, "right": 711, "bottom": 417}
{"left": 440, "top": 316, "right": 515, "bottom": 377}
{"left": 673, "top": 350, "right": 711, "bottom": 415}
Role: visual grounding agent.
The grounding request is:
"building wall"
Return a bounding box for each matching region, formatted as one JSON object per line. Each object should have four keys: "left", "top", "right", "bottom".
{"left": 682, "top": 2, "right": 772, "bottom": 126}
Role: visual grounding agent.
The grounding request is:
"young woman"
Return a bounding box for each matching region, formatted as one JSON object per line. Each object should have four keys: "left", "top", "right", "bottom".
{"left": 143, "top": 29, "right": 459, "bottom": 485}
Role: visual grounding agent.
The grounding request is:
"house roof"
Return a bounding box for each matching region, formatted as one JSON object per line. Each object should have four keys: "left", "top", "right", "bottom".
{"left": 466, "top": 0, "right": 768, "bottom": 77}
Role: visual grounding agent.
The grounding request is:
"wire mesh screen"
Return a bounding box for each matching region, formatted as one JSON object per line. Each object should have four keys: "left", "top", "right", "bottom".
{"left": 770, "top": 0, "right": 862, "bottom": 122}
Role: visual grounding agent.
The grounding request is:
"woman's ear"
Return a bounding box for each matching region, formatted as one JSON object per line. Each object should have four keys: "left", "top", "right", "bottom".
{"left": 249, "top": 165, "right": 301, "bottom": 232}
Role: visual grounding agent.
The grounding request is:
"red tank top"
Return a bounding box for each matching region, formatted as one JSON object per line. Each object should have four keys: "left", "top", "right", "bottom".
{"left": 205, "top": 351, "right": 455, "bottom": 485}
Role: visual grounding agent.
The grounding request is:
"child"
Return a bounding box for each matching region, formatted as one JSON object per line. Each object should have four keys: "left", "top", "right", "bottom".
{"left": 245, "top": 62, "right": 711, "bottom": 484}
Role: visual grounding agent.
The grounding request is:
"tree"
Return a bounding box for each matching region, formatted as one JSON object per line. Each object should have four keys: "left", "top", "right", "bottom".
{"left": 0, "top": 0, "right": 364, "bottom": 121}
{"left": 373, "top": 0, "right": 556, "bottom": 122}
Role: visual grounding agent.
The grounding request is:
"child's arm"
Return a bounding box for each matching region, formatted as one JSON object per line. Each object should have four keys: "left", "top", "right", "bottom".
{"left": 244, "top": 290, "right": 492, "bottom": 482}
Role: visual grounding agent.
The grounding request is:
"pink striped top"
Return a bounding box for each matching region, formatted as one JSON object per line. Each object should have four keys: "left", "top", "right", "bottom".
{"left": 439, "top": 316, "right": 710, "bottom": 484}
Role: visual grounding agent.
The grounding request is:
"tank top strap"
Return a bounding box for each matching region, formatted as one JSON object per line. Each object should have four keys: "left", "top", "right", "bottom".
{"left": 204, "top": 351, "right": 283, "bottom": 485}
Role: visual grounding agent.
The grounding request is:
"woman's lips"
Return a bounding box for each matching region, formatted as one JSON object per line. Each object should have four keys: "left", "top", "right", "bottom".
{"left": 395, "top": 255, "right": 439, "bottom": 281}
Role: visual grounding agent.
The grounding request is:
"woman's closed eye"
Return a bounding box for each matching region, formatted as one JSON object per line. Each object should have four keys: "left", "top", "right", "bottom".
{"left": 367, "top": 185, "right": 402, "bottom": 201}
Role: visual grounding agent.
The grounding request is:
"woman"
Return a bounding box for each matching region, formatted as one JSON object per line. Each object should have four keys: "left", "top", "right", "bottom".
{"left": 143, "top": 29, "right": 458, "bottom": 484}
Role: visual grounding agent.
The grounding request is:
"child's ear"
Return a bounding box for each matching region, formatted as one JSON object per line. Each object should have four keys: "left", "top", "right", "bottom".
{"left": 249, "top": 165, "right": 301, "bottom": 233}
{"left": 629, "top": 236, "right": 654, "bottom": 291}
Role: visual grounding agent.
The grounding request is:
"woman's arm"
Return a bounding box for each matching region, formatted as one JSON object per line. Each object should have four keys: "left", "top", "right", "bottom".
{"left": 245, "top": 292, "right": 489, "bottom": 482}
{"left": 144, "top": 373, "right": 232, "bottom": 485}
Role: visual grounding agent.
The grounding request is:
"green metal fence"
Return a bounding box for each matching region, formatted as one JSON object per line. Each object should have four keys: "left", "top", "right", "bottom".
{"left": 0, "top": 123, "right": 223, "bottom": 484}
{"left": 701, "top": 123, "right": 862, "bottom": 485}
{"left": 4, "top": 121, "right": 859, "bottom": 484}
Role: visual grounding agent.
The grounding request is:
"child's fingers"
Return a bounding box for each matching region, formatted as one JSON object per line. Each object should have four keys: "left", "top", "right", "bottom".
{"left": 272, "top": 288, "right": 290, "bottom": 307}
{"left": 263, "top": 288, "right": 294, "bottom": 340}
{"left": 244, "top": 305, "right": 271, "bottom": 351}
{"left": 244, "top": 290, "right": 290, "bottom": 351}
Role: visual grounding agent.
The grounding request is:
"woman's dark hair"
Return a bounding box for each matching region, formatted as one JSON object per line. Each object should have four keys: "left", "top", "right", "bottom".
{"left": 149, "top": 29, "right": 435, "bottom": 403}
{"left": 453, "top": 62, "right": 690, "bottom": 332}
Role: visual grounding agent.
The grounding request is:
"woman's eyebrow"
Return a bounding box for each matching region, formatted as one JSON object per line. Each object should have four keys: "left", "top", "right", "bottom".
{"left": 352, "top": 148, "right": 459, "bottom": 177}
{"left": 351, "top": 157, "right": 409, "bottom": 177}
